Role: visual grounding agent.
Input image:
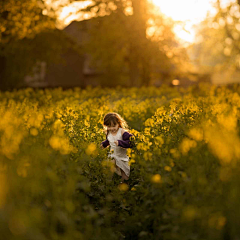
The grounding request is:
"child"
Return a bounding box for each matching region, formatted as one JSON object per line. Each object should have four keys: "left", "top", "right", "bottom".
{"left": 100, "top": 112, "right": 134, "bottom": 184}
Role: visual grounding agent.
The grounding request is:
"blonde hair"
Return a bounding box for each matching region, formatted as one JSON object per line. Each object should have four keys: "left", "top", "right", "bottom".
{"left": 103, "top": 112, "right": 129, "bottom": 136}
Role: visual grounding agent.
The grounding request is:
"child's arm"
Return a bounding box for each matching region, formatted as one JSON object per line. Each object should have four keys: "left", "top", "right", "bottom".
{"left": 117, "top": 131, "right": 134, "bottom": 148}
{"left": 101, "top": 135, "right": 110, "bottom": 148}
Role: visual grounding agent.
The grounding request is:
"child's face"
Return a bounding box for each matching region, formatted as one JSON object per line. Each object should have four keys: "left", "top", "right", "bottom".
{"left": 107, "top": 122, "right": 119, "bottom": 134}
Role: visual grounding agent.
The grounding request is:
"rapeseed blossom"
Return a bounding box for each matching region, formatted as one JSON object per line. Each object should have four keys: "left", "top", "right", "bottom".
{"left": 179, "top": 138, "right": 197, "bottom": 155}
{"left": 151, "top": 174, "right": 162, "bottom": 183}
{"left": 0, "top": 85, "right": 240, "bottom": 239}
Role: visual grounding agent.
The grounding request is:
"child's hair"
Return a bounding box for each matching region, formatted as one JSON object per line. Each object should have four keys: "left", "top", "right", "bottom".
{"left": 103, "top": 112, "right": 129, "bottom": 136}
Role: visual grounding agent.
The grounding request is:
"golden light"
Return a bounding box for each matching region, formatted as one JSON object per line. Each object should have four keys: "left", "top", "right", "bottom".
{"left": 58, "top": 1, "right": 92, "bottom": 27}
{"left": 44, "top": 0, "right": 92, "bottom": 28}
{"left": 51, "top": 0, "right": 235, "bottom": 42}
{"left": 151, "top": 0, "right": 215, "bottom": 22}
{"left": 172, "top": 79, "right": 180, "bottom": 86}
{"left": 151, "top": 0, "right": 218, "bottom": 43}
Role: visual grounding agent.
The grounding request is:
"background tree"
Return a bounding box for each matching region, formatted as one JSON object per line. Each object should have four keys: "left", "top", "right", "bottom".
{"left": 0, "top": 0, "right": 75, "bottom": 90}
{"left": 0, "top": 0, "right": 191, "bottom": 90}
{"left": 80, "top": 0, "right": 190, "bottom": 86}
{"left": 191, "top": 0, "right": 240, "bottom": 78}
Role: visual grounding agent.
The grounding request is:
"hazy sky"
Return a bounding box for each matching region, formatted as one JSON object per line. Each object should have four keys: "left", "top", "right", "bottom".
{"left": 151, "top": 0, "right": 236, "bottom": 43}
{"left": 54, "top": 0, "right": 236, "bottom": 43}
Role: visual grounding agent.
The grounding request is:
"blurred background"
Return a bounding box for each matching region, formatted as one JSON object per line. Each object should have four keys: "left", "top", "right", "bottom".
{"left": 1, "top": 0, "right": 240, "bottom": 90}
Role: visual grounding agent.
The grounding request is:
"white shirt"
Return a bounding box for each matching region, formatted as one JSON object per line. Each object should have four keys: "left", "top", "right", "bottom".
{"left": 107, "top": 127, "right": 129, "bottom": 162}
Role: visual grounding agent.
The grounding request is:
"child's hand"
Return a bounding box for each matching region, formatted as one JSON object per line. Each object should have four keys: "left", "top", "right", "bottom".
{"left": 100, "top": 144, "right": 104, "bottom": 149}
{"left": 114, "top": 141, "right": 118, "bottom": 146}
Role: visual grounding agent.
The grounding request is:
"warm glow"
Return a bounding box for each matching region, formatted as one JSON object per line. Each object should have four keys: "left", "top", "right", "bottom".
{"left": 58, "top": 1, "right": 92, "bottom": 27}
{"left": 151, "top": 0, "right": 217, "bottom": 43}
{"left": 151, "top": 0, "right": 215, "bottom": 22}
{"left": 172, "top": 79, "right": 180, "bottom": 86}
{"left": 53, "top": 0, "right": 235, "bottom": 41}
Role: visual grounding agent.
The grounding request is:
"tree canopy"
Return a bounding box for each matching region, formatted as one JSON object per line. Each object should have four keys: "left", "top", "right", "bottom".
{"left": 0, "top": 0, "right": 192, "bottom": 90}
{"left": 0, "top": 0, "right": 71, "bottom": 90}
{"left": 79, "top": 0, "right": 190, "bottom": 86}
{"left": 190, "top": 0, "right": 240, "bottom": 76}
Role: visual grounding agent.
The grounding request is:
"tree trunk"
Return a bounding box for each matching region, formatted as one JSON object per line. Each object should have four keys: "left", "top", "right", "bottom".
{"left": 130, "top": 0, "right": 151, "bottom": 86}
{"left": 0, "top": 10, "right": 9, "bottom": 91}
{"left": 141, "top": 53, "right": 151, "bottom": 86}
{"left": 128, "top": 42, "right": 141, "bottom": 87}
{"left": 0, "top": 55, "right": 7, "bottom": 91}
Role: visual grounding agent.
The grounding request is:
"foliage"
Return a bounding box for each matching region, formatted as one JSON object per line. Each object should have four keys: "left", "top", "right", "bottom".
{"left": 1, "top": 84, "right": 240, "bottom": 239}
{"left": 0, "top": 0, "right": 55, "bottom": 43}
{"left": 0, "top": 0, "right": 77, "bottom": 90}
{"left": 4, "top": 30, "right": 75, "bottom": 90}
{"left": 192, "top": 0, "right": 240, "bottom": 73}
{"left": 80, "top": 0, "right": 190, "bottom": 86}
{"left": 0, "top": 0, "right": 192, "bottom": 90}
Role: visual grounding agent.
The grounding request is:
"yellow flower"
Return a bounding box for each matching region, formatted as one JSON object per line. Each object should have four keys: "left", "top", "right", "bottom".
{"left": 144, "top": 128, "right": 151, "bottom": 135}
{"left": 155, "top": 136, "right": 164, "bottom": 146}
{"left": 151, "top": 174, "right": 161, "bottom": 183}
{"left": 170, "top": 148, "right": 180, "bottom": 159}
{"left": 137, "top": 143, "right": 144, "bottom": 151}
{"left": 217, "top": 114, "right": 237, "bottom": 132}
{"left": 164, "top": 166, "right": 172, "bottom": 172}
{"left": 72, "top": 147, "right": 78, "bottom": 153}
{"left": 85, "top": 143, "right": 97, "bottom": 156}
{"left": 49, "top": 135, "right": 74, "bottom": 155}
{"left": 118, "top": 183, "right": 129, "bottom": 191}
{"left": 49, "top": 136, "right": 61, "bottom": 149}
{"left": 179, "top": 138, "right": 197, "bottom": 155}
{"left": 143, "top": 152, "right": 152, "bottom": 161}
{"left": 208, "top": 214, "right": 226, "bottom": 229}
{"left": 30, "top": 128, "right": 38, "bottom": 136}
{"left": 53, "top": 119, "right": 64, "bottom": 130}
{"left": 127, "top": 148, "right": 132, "bottom": 155}
{"left": 110, "top": 149, "right": 114, "bottom": 154}
{"left": 55, "top": 112, "right": 62, "bottom": 119}
{"left": 204, "top": 125, "right": 240, "bottom": 164}
{"left": 144, "top": 118, "right": 154, "bottom": 127}
{"left": 178, "top": 171, "right": 187, "bottom": 178}
{"left": 129, "top": 159, "right": 135, "bottom": 166}
{"left": 188, "top": 128, "right": 203, "bottom": 141}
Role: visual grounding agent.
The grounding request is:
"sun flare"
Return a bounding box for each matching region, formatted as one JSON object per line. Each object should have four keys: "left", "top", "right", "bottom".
{"left": 151, "top": 0, "right": 215, "bottom": 22}
{"left": 56, "top": 0, "right": 233, "bottom": 44}
{"left": 57, "top": 1, "right": 92, "bottom": 27}
{"left": 151, "top": 0, "right": 217, "bottom": 43}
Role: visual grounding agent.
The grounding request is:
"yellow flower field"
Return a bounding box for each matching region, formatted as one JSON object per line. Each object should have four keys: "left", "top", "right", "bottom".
{"left": 1, "top": 84, "right": 240, "bottom": 239}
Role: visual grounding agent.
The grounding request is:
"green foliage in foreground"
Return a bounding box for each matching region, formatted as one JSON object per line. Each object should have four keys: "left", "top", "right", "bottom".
{"left": 1, "top": 84, "right": 240, "bottom": 239}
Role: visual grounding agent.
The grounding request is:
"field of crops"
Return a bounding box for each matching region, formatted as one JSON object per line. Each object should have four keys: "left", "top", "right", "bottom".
{"left": 1, "top": 84, "right": 240, "bottom": 240}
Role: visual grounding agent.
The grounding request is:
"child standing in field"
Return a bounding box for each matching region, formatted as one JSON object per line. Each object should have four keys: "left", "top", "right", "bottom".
{"left": 101, "top": 112, "right": 134, "bottom": 183}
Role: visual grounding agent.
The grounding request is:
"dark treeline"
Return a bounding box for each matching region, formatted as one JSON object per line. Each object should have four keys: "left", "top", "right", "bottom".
{"left": 1, "top": 0, "right": 240, "bottom": 91}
